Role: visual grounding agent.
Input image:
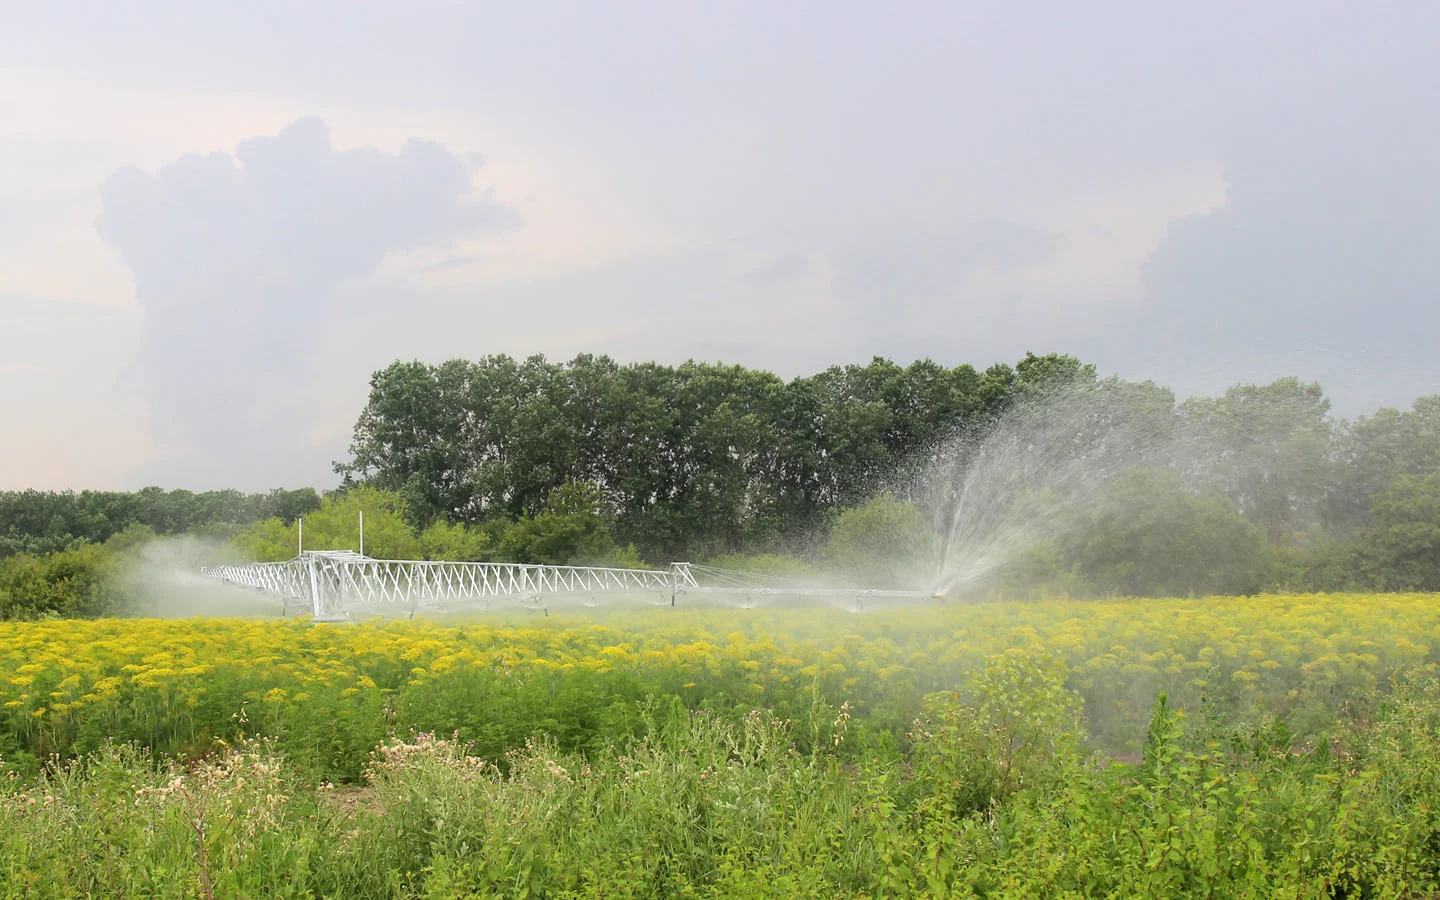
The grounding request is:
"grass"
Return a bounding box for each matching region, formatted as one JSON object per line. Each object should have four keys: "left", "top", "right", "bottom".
{"left": 4, "top": 594, "right": 1440, "bottom": 896}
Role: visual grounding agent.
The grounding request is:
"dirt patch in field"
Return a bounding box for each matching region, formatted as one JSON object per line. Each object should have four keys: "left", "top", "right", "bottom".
{"left": 318, "top": 785, "right": 384, "bottom": 816}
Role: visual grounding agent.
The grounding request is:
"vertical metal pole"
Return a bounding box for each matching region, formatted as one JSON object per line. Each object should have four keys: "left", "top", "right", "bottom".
{"left": 298, "top": 518, "right": 304, "bottom": 556}
{"left": 359, "top": 511, "right": 365, "bottom": 557}
{"left": 308, "top": 554, "right": 322, "bottom": 618}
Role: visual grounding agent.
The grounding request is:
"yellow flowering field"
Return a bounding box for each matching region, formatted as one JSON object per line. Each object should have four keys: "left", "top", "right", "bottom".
{"left": 3, "top": 593, "right": 1436, "bottom": 779}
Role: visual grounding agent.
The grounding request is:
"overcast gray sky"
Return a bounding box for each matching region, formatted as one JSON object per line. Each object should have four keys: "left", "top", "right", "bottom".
{"left": 3, "top": 0, "right": 1437, "bottom": 491}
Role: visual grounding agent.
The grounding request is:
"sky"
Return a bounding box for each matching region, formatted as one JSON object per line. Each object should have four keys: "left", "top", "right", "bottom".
{"left": 3, "top": 0, "right": 1438, "bottom": 492}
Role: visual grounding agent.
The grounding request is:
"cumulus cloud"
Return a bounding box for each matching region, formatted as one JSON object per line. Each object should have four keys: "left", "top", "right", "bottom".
{"left": 1140, "top": 138, "right": 1439, "bottom": 362}
{"left": 95, "top": 117, "right": 518, "bottom": 487}
{"left": 1126, "top": 29, "right": 1440, "bottom": 412}
{"left": 829, "top": 221, "right": 1059, "bottom": 350}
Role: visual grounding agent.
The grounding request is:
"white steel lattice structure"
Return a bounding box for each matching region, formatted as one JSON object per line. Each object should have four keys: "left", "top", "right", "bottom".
{"left": 201, "top": 552, "right": 928, "bottom": 620}
{"left": 202, "top": 551, "right": 698, "bottom": 620}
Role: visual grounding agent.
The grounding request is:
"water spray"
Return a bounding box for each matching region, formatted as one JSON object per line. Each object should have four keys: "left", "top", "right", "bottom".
{"left": 201, "top": 555, "right": 930, "bottom": 620}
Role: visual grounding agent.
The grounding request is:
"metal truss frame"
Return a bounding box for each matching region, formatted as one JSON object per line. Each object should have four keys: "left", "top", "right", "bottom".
{"left": 201, "top": 552, "right": 927, "bottom": 620}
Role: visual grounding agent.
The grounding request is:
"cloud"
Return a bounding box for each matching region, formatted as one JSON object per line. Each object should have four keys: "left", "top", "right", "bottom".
{"left": 94, "top": 116, "right": 519, "bottom": 488}
{"left": 740, "top": 254, "right": 808, "bottom": 286}
{"left": 9, "top": 1, "right": 1440, "bottom": 491}
{"left": 0, "top": 293, "right": 145, "bottom": 490}
{"left": 420, "top": 253, "right": 488, "bottom": 274}
{"left": 829, "top": 221, "right": 1060, "bottom": 343}
{"left": 1121, "top": 27, "right": 1440, "bottom": 413}
{"left": 0, "top": 187, "right": 26, "bottom": 247}
{"left": 1139, "top": 151, "right": 1439, "bottom": 365}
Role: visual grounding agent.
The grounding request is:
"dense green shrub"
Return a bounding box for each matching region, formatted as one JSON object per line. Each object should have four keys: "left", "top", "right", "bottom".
{"left": 1061, "top": 468, "right": 1270, "bottom": 597}
{"left": 0, "top": 543, "right": 118, "bottom": 620}
{"left": 822, "top": 494, "right": 937, "bottom": 589}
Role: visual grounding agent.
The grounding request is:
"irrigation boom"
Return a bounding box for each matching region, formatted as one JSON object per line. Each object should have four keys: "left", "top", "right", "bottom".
{"left": 201, "top": 552, "right": 927, "bottom": 620}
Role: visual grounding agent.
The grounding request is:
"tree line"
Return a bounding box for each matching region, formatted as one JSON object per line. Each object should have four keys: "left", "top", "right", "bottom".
{"left": 338, "top": 352, "right": 1090, "bottom": 560}
{"left": 336, "top": 352, "right": 1440, "bottom": 595}
{"left": 3, "top": 351, "right": 1439, "bottom": 618}
{"left": 0, "top": 486, "right": 321, "bottom": 559}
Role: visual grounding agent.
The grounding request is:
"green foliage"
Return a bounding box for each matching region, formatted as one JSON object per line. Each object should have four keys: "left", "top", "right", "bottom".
{"left": 0, "top": 486, "right": 319, "bottom": 560}
{"left": 100, "top": 522, "right": 159, "bottom": 554}
{"left": 1328, "top": 395, "right": 1440, "bottom": 532}
{"left": 232, "top": 486, "right": 419, "bottom": 561}
{"left": 0, "top": 543, "right": 118, "bottom": 620}
{"left": 1062, "top": 468, "right": 1270, "bottom": 597}
{"left": 912, "top": 649, "right": 1083, "bottom": 815}
{"left": 1012, "top": 350, "right": 1097, "bottom": 396}
{"left": 608, "top": 542, "right": 651, "bottom": 569}
{"left": 1179, "top": 377, "right": 1334, "bottom": 542}
{"left": 229, "top": 517, "right": 293, "bottom": 562}
{"left": 821, "top": 493, "right": 937, "bottom": 588}
{"left": 964, "top": 676, "right": 1440, "bottom": 897}
{"left": 1356, "top": 472, "right": 1440, "bottom": 590}
{"left": 703, "top": 553, "right": 816, "bottom": 579}
{"left": 418, "top": 519, "right": 492, "bottom": 561}
{"left": 341, "top": 354, "right": 1019, "bottom": 560}
{"left": 3, "top": 356, "right": 1439, "bottom": 601}
{"left": 13, "top": 654, "right": 1440, "bottom": 896}
{"left": 497, "top": 480, "right": 619, "bottom": 565}
{"left": 335, "top": 356, "right": 1440, "bottom": 596}
{"left": 0, "top": 741, "right": 325, "bottom": 898}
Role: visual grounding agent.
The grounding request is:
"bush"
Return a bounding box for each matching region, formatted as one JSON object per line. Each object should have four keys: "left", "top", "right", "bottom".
{"left": 821, "top": 494, "right": 937, "bottom": 589}
{"left": 0, "top": 543, "right": 119, "bottom": 620}
{"left": 1062, "top": 467, "right": 1270, "bottom": 597}
{"left": 496, "top": 480, "right": 619, "bottom": 565}
{"left": 702, "top": 553, "right": 816, "bottom": 579}
{"left": 911, "top": 649, "right": 1082, "bottom": 816}
{"left": 231, "top": 486, "right": 419, "bottom": 561}
{"left": 418, "top": 520, "right": 492, "bottom": 561}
